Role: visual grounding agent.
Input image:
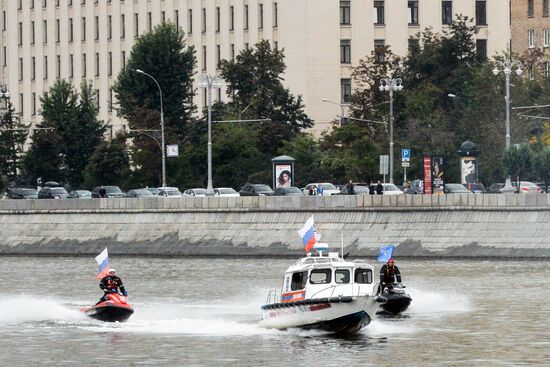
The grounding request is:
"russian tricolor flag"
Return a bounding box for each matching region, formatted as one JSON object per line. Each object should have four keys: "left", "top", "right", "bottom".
{"left": 95, "top": 248, "right": 110, "bottom": 279}
{"left": 298, "top": 216, "right": 316, "bottom": 252}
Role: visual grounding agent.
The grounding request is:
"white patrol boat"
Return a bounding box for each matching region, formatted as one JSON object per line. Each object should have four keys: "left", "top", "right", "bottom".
{"left": 260, "top": 244, "right": 384, "bottom": 335}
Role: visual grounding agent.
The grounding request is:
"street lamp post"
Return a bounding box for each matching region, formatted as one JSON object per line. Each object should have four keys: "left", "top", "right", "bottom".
{"left": 492, "top": 59, "right": 522, "bottom": 192}
{"left": 135, "top": 69, "right": 166, "bottom": 191}
{"left": 379, "top": 78, "right": 403, "bottom": 184}
{"left": 197, "top": 74, "right": 222, "bottom": 195}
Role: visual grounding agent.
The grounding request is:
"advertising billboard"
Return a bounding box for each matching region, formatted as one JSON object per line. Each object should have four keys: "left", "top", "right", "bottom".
{"left": 275, "top": 164, "right": 292, "bottom": 188}
{"left": 423, "top": 156, "right": 432, "bottom": 194}
{"left": 431, "top": 157, "right": 444, "bottom": 194}
{"left": 461, "top": 157, "right": 477, "bottom": 184}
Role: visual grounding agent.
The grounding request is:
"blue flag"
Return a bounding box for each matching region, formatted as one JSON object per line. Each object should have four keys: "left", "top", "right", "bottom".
{"left": 377, "top": 245, "right": 394, "bottom": 263}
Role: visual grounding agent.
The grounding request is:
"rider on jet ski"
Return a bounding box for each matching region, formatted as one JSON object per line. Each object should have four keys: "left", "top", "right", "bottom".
{"left": 379, "top": 258, "right": 402, "bottom": 294}
{"left": 97, "top": 269, "right": 127, "bottom": 304}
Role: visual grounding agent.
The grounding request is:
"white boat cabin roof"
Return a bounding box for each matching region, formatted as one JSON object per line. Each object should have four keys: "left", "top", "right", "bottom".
{"left": 285, "top": 252, "right": 374, "bottom": 274}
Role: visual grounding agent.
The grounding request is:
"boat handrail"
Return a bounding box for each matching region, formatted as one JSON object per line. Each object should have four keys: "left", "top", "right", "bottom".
{"left": 266, "top": 288, "right": 281, "bottom": 304}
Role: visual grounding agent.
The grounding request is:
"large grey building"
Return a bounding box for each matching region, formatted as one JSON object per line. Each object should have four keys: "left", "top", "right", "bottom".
{"left": 1, "top": 0, "right": 511, "bottom": 136}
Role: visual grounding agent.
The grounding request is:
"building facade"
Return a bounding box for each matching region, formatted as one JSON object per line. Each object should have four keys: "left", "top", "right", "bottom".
{"left": 510, "top": 0, "right": 550, "bottom": 78}
{"left": 1, "top": 0, "right": 511, "bottom": 136}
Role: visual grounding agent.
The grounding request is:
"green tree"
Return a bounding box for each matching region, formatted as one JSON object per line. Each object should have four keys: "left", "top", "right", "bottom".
{"left": 23, "top": 128, "right": 64, "bottom": 186}
{"left": 113, "top": 22, "right": 196, "bottom": 186}
{"left": 0, "top": 100, "right": 28, "bottom": 186}
{"left": 219, "top": 40, "right": 312, "bottom": 157}
{"left": 503, "top": 143, "right": 534, "bottom": 188}
{"left": 83, "top": 133, "right": 130, "bottom": 189}
{"left": 534, "top": 146, "right": 550, "bottom": 190}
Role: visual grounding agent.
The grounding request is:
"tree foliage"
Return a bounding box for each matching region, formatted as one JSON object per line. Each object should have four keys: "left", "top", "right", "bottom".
{"left": 0, "top": 101, "right": 28, "bottom": 187}
{"left": 83, "top": 133, "right": 130, "bottom": 188}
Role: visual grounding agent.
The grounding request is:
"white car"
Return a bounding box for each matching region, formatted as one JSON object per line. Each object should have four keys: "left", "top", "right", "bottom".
{"left": 303, "top": 183, "right": 341, "bottom": 196}
{"left": 183, "top": 188, "right": 207, "bottom": 197}
{"left": 370, "top": 183, "right": 404, "bottom": 195}
{"left": 157, "top": 187, "right": 183, "bottom": 197}
{"left": 214, "top": 187, "right": 239, "bottom": 197}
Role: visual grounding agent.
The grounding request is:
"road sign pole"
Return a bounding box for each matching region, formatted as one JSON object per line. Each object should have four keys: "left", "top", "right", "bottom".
{"left": 404, "top": 167, "right": 407, "bottom": 183}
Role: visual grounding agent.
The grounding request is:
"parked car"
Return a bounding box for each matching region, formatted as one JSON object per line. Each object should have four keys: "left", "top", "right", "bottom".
{"left": 214, "top": 187, "right": 239, "bottom": 197}
{"left": 183, "top": 188, "right": 207, "bottom": 197}
{"left": 302, "top": 183, "right": 340, "bottom": 196}
{"left": 239, "top": 184, "right": 273, "bottom": 196}
{"left": 535, "top": 182, "right": 548, "bottom": 193}
{"left": 126, "top": 189, "right": 154, "bottom": 198}
{"left": 464, "top": 183, "right": 486, "bottom": 193}
{"left": 68, "top": 190, "right": 92, "bottom": 199}
{"left": 339, "top": 184, "right": 370, "bottom": 195}
{"left": 514, "top": 181, "right": 542, "bottom": 194}
{"left": 369, "top": 183, "right": 404, "bottom": 195}
{"left": 487, "top": 183, "right": 505, "bottom": 193}
{"left": 404, "top": 179, "right": 424, "bottom": 194}
{"left": 6, "top": 188, "right": 38, "bottom": 199}
{"left": 146, "top": 187, "right": 160, "bottom": 195}
{"left": 272, "top": 187, "right": 304, "bottom": 196}
{"left": 91, "top": 186, "right": 126, "bottom": 198}
{"left": 157, "top": 187, "right": 183, "bottom": 197}
{"left": 444, "top": 183, "right": 471, "bottom": 194}
{"left": 38, "top": 186, "right": 69, "bottom": 199}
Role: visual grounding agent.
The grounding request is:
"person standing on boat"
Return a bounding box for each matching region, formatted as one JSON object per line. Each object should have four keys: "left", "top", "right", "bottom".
{"left": 97, "top": 269, "right": 127, "bottom": 304}
{"left": 379, "top": 258, "right": 402, "bottom": 293}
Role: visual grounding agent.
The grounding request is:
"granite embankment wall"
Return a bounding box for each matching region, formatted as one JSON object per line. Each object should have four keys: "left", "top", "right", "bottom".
{"left": 1, "top": 194, "right": 550, "bottom": 258}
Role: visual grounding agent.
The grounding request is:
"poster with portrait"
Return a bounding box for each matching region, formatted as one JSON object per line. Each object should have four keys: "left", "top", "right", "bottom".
{"left": 461, "top": 157, "right": 477, "bottom": 184}
{"left": 431, "top": 157, "right": 444, "bottom": 194}
{"left": 275, "top": 164, "right": 292, "bottom": 188}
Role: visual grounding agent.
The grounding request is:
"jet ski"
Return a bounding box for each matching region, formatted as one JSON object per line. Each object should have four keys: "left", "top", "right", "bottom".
{"left": 378, "top": 283, "right": 412, "bottom": 315}
{"left": 82, "top": 292, "right": 134, "bottom": 322}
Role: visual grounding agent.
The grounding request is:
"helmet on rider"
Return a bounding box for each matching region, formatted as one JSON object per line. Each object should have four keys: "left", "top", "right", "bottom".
{"left": 108, "top": 268, "right": 116, "bottom": 274}
{"left": 387, "top": 258, "right": 395, "bottom": 266}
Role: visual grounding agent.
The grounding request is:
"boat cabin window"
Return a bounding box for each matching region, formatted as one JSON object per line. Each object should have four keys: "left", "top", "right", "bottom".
{"left": 291, "top": 271, "right": 308, "bottom": 290}
{"left": 354, "top": 268, "right": 373, "bottom": 284}
{"left": 335, "top": 269, "right": 350, "bottom": 284}
{"left": 310, "top": 269, "right": 332, "bottom": 284}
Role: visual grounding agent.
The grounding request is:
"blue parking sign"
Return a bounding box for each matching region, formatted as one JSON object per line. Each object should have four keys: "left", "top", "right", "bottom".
{"left": 402, "top": 149, "right": 411, "bottom": 161}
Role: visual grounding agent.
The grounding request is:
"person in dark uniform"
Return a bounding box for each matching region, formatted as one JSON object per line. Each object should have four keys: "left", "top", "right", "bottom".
{"left": 345, "top": 180, "right": 355, "bottom": 195}
{"left": 96, "top": 269, "right": 127, "bottom": 304}
{"left": 99, "top": 186, "right": 107, "bottom": 198}
{"left": 376, "top": 181, "right": 384, "bottom": 195}
{"left": 379, "top": 258, "right": 402, "bottom": 294}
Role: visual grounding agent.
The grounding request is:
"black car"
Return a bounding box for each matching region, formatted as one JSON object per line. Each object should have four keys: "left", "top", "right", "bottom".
{"left": 487, "top": 183, "right": 505, "bottom": 193}
{"left": 340, "top": 185, "right": 370, "bottom": 195}
{"left": 68, "top": 190, "right": 92, "bottom": 199}
{"left": 91, "top": 186, "right": 126, "bottom": 198}
{"left": 443, "top": 183, "right": 471, "bottom": 194}
{"left": 239, "top": 184, "right": 273, "bottom": 196}
{"left": 6, "top": 188, "right": 38, "bottom": 199}
{"left": 38, "top": 186, "right": 69, "bottom": 199}
{"left": 126, "top": 189, "right": 155, "bottom": 198}
{"left": 272, "top": 187, "right": 304, "bottom": 196}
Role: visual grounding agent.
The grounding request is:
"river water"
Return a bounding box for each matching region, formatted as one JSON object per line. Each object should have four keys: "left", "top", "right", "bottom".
{"left": 0, "top": 256, "right": 549, "bottom": 366}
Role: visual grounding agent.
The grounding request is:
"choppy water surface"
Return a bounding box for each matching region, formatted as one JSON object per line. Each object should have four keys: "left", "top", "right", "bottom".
{"left": 0, "top": 257, "right": 549, "bottom": 366}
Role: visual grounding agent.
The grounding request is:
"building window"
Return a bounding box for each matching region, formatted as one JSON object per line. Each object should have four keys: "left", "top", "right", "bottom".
{"left": 340, "top": 39, "right": 351, "bottom": 64}
{"left": 95, "top": 89, "right": 100, "bottom": 110}
{"left": 528, "top": 29, "right": 535, "bottom": 48}
{"left": 56, "top": 19, "right": 60, "bottom": 43}
{"left": 2, "top": 47, "right": 6, "bottom": 66}
{"left": 374, "top": 39, "right": 385, "bottom": 63}
{"left": 175, "top": 10, "right": 179, "bottom": 29}
{"left": 43, "top": 55, "right": 48, "bottom": 79}
{"left": 108, "top": 51, "right": 112, "bottom": 75}
{"left": 202, "top": 8, "right": 206, "bottom": 33}
{"left": 32, "top": 93, "right": 36, "bottom": 116}
{"left": 216, "top": 7, "right": 220, "bottom": 32}
{"left": 147, "top": 12, "right": 152, "bottom": 32}
{"left": 231, "top": 43, "right": 235, "bottom": 60}
{"left": 476, "top": 39, "right": 487, "bottom": 61}
{"left": 19, "top": 58, "right": 23, "bottom": 81}
{"left": 528, "top": 0, "right": 534, "bottom": 17}
{"left": 244, "top": 5, "right": 249, "bottom": 30}
{"left": 82, "top": 54, "right": 86, "bottom": 77}
{"left": 43, "top": 20, "right": 47, "bottom": 44}
{"left": 245, "top": 42, "right": 249, "bottom": 50}
{"left": 108, "top": 88, "right": 113, "bottom": 112}
{"left": 374, "top": 1, "right": 384, "bottom": 25}
{"left": 81, "top": 17, "right": 86, "bottom": 41}
{"left": 188, "top": 9, "right": 192, "bottom": 34}
{"left": 442, "top": 1, "right": 452, "bottom": 25}
{"left": 216, "top": 44, "right": 221, "bottom": 68}
{"left": 19, "top": 94, "right": 23, "bottom": 114}
{"left": 18, "top": 0, "right": 22, "bottom": 10}
{"left": 134, "top": 13, "right": 139, "bottom": 37}
{"left": 544, "top": 62, "right": 549, "bottom": 77}
{"left": 95, "top": 52, "right": 99, "bottom": 76}
{"left": 161, "top": 11, "right": 165, "bottom": 22}
{"left": 3, "top": 11, "right": 7, "bottom": 31}
{"left": 340, "top": 1, "right": 351, "bottom": 25}
{"left": 121, "top": 14, "right": 125, "bottom": 38}
{"left": 69, "top": 54, "right": 74, "bottom": 78}
{"left": 230, "top": 6, "right": 234, "bottom": 30}
{"left": 202, "top": 46, "right": 207, "bottom": 70}
{"left": 18, "top": 22, "right": 22, "bottom": 46}
{"left": 408, "top": 1, "right": 419, "bottom": 25}
{"left": 528, "top": 64, "right": 534, "bottom": 80}
{"left": 30, "top": 0, "right": 35, "bottom": 8}
{"left": 408, "top": 38, "right": 420, "bottom": 53}
{"left": 274, "top": 3, "right": 278, "bottom": 27}
{"left": 108, "top": 15, "right": 112, "bottom": 39}
{"left": 31, "top": 57, "right": 36, "bottom": 80}
{"left": 544, "top": 29, "right": 550, "bottom": 46}
{"left": 42, "top": 0, "right": 46, "bottom": 8}
{"left": 476, "top": 1, "right": 487, "bottom": 25}
{"left": 341, "top": 78, "right": 352, "bottom": 103}
{"left": 121, "top": 51, "right": 126, "bottom": 69}
{"left": 259, "top": 4, "right": 264, "bottom": 29}
{"left": 31, "top": 21, "right": 35, "bottom": 44}
{"left": 56, "top": 54, "right": 61, "bottom": 78}
{"left": 95, "top": 16, "right": 99, "bottom": 40}
{"left": 69, "top": 18, "right": 73, "bottom": 42}
{"left": 544, "top": 0, "right": 549, "bottom": 17}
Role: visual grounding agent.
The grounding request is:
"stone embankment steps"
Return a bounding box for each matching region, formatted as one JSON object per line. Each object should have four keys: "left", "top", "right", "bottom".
{"left": 1, "top": 194, "right": 550, "bottom": 258}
